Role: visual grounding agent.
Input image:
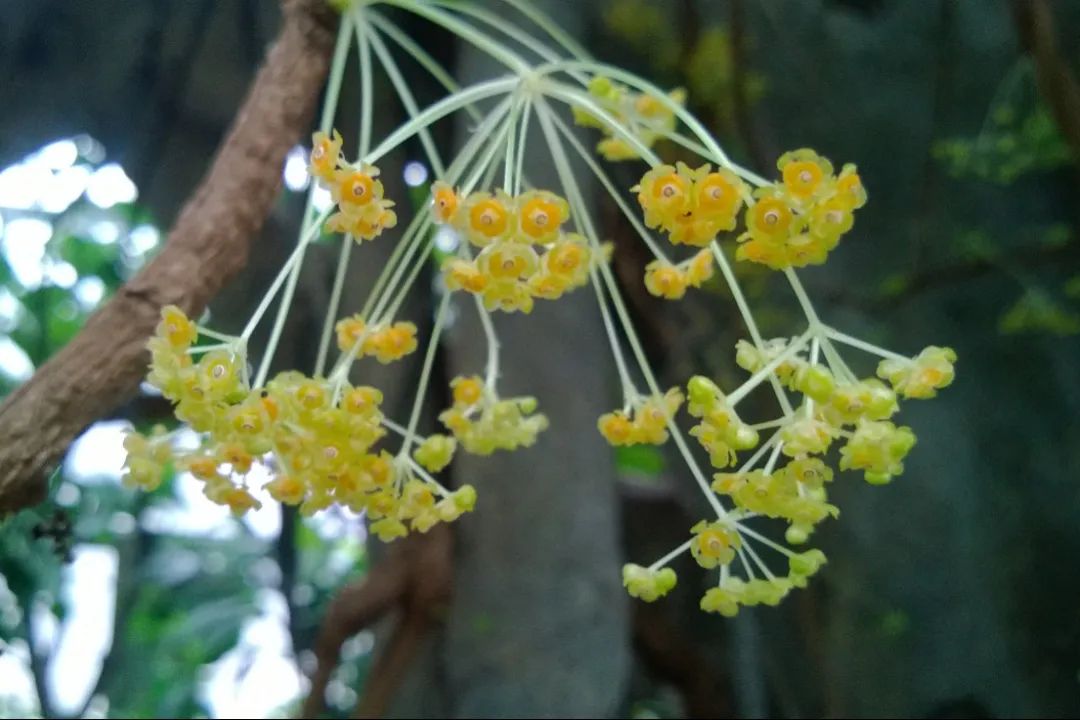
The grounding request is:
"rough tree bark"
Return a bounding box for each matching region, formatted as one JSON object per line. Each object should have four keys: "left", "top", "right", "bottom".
{"left": 0, "top": 0, "right": 338, "bottom": 514}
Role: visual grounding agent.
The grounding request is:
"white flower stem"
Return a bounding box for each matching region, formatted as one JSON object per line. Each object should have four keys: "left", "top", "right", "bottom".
{"left": 712, "top": 243, "right": 795, "bottom": 416}
{"left": 313, "top": 234, "right": 353, "bottom": 378}
{"left": 535, "top": 98, "right": 727, "bottom": 519}
{"left": 727, "top": 328, "right": 812, "bottom": 406}
{"left": 398, "top": 292, "right": 451, "bottom": 458}
{"left": 547, "top": 110, "right": 671, "bottom": 263}
{"left": 648, "top": 539, "right": 693, "bottom": 572}
{"left": 824, "top": 326, "right": 908, "bottom": 362}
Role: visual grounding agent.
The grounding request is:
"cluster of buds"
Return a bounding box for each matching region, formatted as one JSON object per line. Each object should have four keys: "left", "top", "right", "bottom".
{"left": 641, "top": 250, "right": 715, "bottom": 300}
{"left": 613, "top": 330, "right": 956, "bottom": 614}
{"left": 438, "top": 375, "right": 549, "bottom": 454}
{"left": 334, "top": 315, "right": 419, "bottom": 364}
{"left": 572, "top": 76, "right": 686, "bottom": 162}
{"left": 597, "top": 387, "right": 684, "bottom": 446}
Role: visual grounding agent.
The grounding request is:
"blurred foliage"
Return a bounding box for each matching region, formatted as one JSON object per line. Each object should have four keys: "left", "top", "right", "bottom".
{"left": 0, "top": 140, "right": 371, "bottom": 718}
{"left": 935, "top": 60, "right": 1071, "bottom": 185}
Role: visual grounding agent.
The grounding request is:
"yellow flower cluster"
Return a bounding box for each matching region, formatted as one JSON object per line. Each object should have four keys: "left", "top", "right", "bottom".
{"left": 597, "top": 387, "right": 684, "bottom": 446}
{"left": 310, "top": 130, "right": 398, "bottom": 241}
{"left": 685, "top": 376, "right": 759, "bottom": 468}
{"left": 634, "top": 162, "right": 747, "bottom": 247}
{"left": 572, "top": 76, "right": 686, "bottom": 161}
{"left": 622, "top": 564, "right": 677, "bottom": 602}
{"left": 438, "top": 375, "right": 549, "bottom": 454}
{"left": 713, "top": 458, "right": 838, "bottom": 534}
{"left": 334, "top": 314, "right": 419, "bottom": 364}
{"left": 736, "top": 149, "right": 866, "bottom": 270}
{"left": 413, "top": 434, "right": 457, "bottom": 473}
{"left": 700, "top": 549, "right": 827, "bottom": 616}
{"left": 623, "top": 331, "right": 955, "bottom": 614}
{"left": 432, "top": 183, "right": 591, "bottom": 313}
{"left": 130, "top": 306, "right": 473, "bottom": 539}
{"left": 877, "top": 346, "right": 957, "bottom": 399}
{"left": 121, "top": 424, "right": 173, "bottom": 492}
{"left": 642, "top": 249, "right": 714, "bottom": 300}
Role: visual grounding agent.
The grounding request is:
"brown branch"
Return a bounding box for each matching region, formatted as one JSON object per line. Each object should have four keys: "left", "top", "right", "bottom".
{"left": 302, "top": 524, "right": 454, "bottom": 719}
{"left": 0, "top": 0, "right": 338, "bottom": 514}
{"left": 1011, "top": 0, "right": 1080, "bottom": 161}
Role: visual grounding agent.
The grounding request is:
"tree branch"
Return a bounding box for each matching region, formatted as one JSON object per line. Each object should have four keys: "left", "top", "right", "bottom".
{"left": 302, "top": 525, "right": 454, "bottom": 719}
{"left": 1011, "top": 0, "right": 1080, "bottom": 162}
{"left": 0, "top": 0, "right": 338, "bottom": 514}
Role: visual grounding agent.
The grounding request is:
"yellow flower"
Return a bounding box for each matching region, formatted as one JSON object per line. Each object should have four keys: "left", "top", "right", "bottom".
{"left": 217, "top": 443, "right": 253, "bottom": 474}
{"left": 527, "top": 271, "right": 571, "bottom": 300}
{"left": 777, "top": 148, "right": 834, "bottom": 201}
{"left": 460, "top": 191, "right": 513, "bottom": 246}
{"left": 431, "top": 181, "right": 460, "bottom": 224}
{"left": 789, "top": 549, "right": 828, "bottom": 577}
{"left": 195, "top": 350, "right": 242, "bottom": 401}
{"left": 877, "top": 346, "right": 957, "bottom": 399}
{"left": 325, "top": 204, "right": 397, "bottom": 242}
{"left": 735, "top": 236, "right": 789, "bottom": 270}
{"left": 266, "top": 475, "right": 306, "bottom": 505}
{"left": 833, "top": 163, "right": 867, "bottom": 209}
{"left": 597, "top": 137, "right": 641, "bottom": 161}
{"left": 451, "top": 375, "right": 485, "bottom": 407}
{"left": 701, "top": 584, "right": 741, "bottom": 617}
{"left": 634, "top": 164, "right": 692, "bottom": 230}
{"left": 335, "top": 315, "right": 366, "bottom": 353}
{"left": 443, "top": 258, "right": 489, "bottom": 294}
{"left": 644, "top": 260, "right": 687, "bottom": 299}
{"left": 482, "top": 280, "right": 534, "bottom": 314}
{"left": 309, "top": 129, "right": 344, "bottom": 183}
{"left": 779, "top": 415, "right": 835, "bottom": 457}
{"left": 745, "top": 190, "right": 797, "bottom": 243}
{"left": 598, "top": 411, "right": 636, "bottom": 446}
{"left": 690, "top": 520, "right": 741, "bottom": 569}
{"left": 370, "top": 517, "right": 408, "bottom": 542}
{"left": 331, "top": 165, "right": 383, "bottom": 213}
{"left": 479, "top": 243, "right": 540, "bottom": 282}
{"left": 692, "top": 166, "right": 745, "bottom": 229}
{"left": 632, "top": 388, "right": 684, "bottom": 444}
{"left": 221, "top": 486, "right": 262, "bottom": 516}
{"left": 839, "top": 419, "right": 916, "bottom": 484}
{"left": 157, "top": 305, "right": 197, "bottom": 349}
{"left": 342, "top": 385, "right": 383, "bottom": 415}
{"left": 809, "top": 195, "right": 855, "bottom": 242}
{"left": 622, "top": 564, "right": 678, "bottom": 602}
{"left": 667, "top": 212, "right": 722, "bottom": 247}
{"left": 544, "top": 236, "right": 590, "bottom": 284}
{"left": 365, "top": 322, "right": 418, "bottom": 364}
{"left": 684, "top": 249, "right": 714, "bottom": 287}
{"left": 516, "top": 190, "right": 570, "bottom": 244}
{"left": 414, "top": 434, "right": 457, "bottom": 473}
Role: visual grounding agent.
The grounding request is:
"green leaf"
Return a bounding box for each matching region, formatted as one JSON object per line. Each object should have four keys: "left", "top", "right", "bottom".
{"left": 614, "top": 444, "right": 665, "bottom": 476}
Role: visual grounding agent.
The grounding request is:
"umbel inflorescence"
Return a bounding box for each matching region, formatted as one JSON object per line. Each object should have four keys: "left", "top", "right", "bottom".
{"left": 123, "top": 0, "right": 956, "bottom": 616}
